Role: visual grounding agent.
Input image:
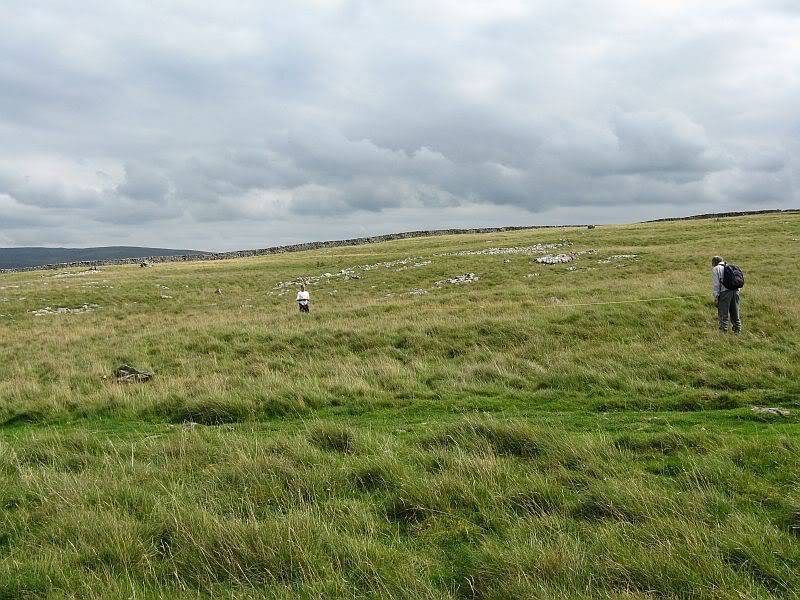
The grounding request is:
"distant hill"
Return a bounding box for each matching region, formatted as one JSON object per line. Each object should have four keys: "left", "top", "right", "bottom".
{"left": 0, "top": 246, "right": 205, "bottom": 269}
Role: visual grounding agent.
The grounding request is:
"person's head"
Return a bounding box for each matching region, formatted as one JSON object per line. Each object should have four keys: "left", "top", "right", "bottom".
{"left": 300, "top": 284, "right": 305, "bottom": 291}
{"left": 711, "top": 256, "right": 724, "bottom": 267}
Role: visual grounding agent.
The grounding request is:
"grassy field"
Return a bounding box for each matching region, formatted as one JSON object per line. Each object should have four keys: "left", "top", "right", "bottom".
{"left": 1, "top": 213, "right": 799, "bottom": 599}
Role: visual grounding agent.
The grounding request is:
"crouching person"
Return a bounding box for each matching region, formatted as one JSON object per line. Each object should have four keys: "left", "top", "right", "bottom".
{"left": 711, "top": 256, "right": 743, "bottom": 334}
{"left": 296, "top": 284, "right": 310, "bottom": 313}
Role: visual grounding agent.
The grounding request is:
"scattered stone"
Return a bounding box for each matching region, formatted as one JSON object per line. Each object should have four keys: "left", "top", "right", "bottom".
{"left": 536, "top": 254, "right": 574, "bottom": 264}
{"left": 31, "top": 303, "right": 100, "bottom": 316}
{"left": 114, "top": 364, "right": 153, "bottom": 383}
{"left": 395, "top": 260, "right": 432, "bottom": 272}
{"left": 160, "top": 294, "right": 173, "bottom": 299}
{"left": 363, "top": 257, "right": 427, "bottom": 271}
{"left": 436, "top": 273, "right": 480, "bottom": 285}
{"left": 545, "top": 296, "right": 563, "bottom": 304}
{"left": 271, "top": 243, "right": 590, "bottom": 290}
{"left": 215, "top": 288, "right": 222, "bottom": 294}
{"left": 50, "top": 270, "right": 95, "bottom": 279}
{"left": 598, "top": 254, "right": 638, "bottom": 264}
{"left": 566, "top": 266, "right": 577, "bottom": 271}
{"left": 409, "top": 288, "right": 429, "bottom": 296}
{"left": 525, "top": 273, "right": 540, "bottom": 278}
{"left": 273, "top": 256, "right": 428, "bottom": 289}
{"left": 587, "top": 225, "right": 596, "bottom": 229}
{"left": 751, "top": 406, "right": 790, "bottom": 417}
{"left": 436, "top": 242, "right": 567, "bottom": 257}
{"left": 140, "top": 261, "right": 149, "bottom": 268}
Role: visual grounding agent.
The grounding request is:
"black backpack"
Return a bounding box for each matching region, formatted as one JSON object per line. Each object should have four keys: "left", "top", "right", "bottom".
{"left": 722, "top": 264, "right": 745, "bottom": 290}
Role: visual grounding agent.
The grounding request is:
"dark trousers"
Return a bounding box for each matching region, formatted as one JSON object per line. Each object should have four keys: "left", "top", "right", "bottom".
{"left": 717, "top": 290, "right": 741, "bottom": 333}
{"left": 299, "top": 303, "right": 309, "bottom": 313}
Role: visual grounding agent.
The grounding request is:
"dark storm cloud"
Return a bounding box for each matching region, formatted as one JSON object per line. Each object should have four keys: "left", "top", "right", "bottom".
{"left": 0, "top": 0, "right": 798, "bottom": 250}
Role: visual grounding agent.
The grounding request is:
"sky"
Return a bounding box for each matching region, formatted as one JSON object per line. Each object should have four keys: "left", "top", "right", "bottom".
{"left": 1, "top": 1, "right": 798, "bottom": 251}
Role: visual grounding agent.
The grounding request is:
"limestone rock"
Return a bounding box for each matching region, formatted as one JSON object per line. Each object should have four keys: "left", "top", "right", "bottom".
{"left": 751, "top": 406, "right": 790, "bottom": 417}
{"left": 536, "top": 254, "right": 574, "bottom": 265}
{"left": 114, "top": 364, "right": 154, "bottom": 383}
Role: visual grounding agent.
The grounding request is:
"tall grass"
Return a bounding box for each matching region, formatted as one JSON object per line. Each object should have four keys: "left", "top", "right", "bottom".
{"left": 1, "top": 418, "right": 798, "bottom": 598}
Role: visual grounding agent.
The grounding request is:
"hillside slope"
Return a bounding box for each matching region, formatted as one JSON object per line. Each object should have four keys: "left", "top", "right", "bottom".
{"left": 0, "top": 246, "right": 205, "bottom": 269}
{"left": 0, "top": 213, "right": 798, "bottom": 598}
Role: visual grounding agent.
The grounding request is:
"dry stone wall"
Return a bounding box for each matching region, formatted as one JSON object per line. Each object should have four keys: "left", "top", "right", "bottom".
{"left": 644, "top": 208, "right": 798, "bottom": 222}
{"left": 3, "top": 209, "right": 796, "bottom": 273}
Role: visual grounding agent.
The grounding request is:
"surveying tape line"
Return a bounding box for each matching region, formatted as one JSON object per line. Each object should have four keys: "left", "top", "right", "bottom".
{"left": 546, "top": 295, "right": 705, "bottom": 308}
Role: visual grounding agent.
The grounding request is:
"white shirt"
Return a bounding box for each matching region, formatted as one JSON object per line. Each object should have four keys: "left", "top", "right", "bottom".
{"left": 296, "top": 290, "right": 310, "bottom": 305}
{"left": 712, "top": 263, "right": 728, "bottom": 299}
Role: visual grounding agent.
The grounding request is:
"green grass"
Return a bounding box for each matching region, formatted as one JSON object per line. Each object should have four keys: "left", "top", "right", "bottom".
{"left": 1, "top": 213, "right": 799, "bottom": 598}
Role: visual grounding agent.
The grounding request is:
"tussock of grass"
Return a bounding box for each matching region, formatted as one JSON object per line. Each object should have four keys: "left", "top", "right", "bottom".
{"left": 505, "top": 474, "right": 566, "bottom": 515}
{"left": 614, "top": 430, "right": 712, "bottom": 455}
{"left": 1, "top": 409, "right": 46, "bottom": 427}
{"left": 781, "top": 501, "right": 800, "bottom": 537}
{"left": 428, "top": 416, "right": 545, "bottom": 458}
{"left": 349, "top": 457, "right": 403, "bottom": 492}
{"left": 571, "top": 480, "right": 660, "bottom": 523}
{"left": 155, "top": 395, "right": 252, "bottom": 425}
{"left": 308, "top": 423, "right": 359, "bottom": 454}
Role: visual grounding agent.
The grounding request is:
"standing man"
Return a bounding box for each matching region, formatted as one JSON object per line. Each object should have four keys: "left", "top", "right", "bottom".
{"left": 296, "top": 284, "right": 310, "bottom": 313}
{"left": 711, "top": 256, "right": 742, "bottom": 334}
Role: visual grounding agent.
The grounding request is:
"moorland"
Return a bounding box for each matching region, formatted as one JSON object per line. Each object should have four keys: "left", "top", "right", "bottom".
{"left": 1, "top": 212, "right": 799, "bottom": 598}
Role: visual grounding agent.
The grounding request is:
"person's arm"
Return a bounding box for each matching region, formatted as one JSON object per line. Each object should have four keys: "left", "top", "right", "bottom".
{"left": 712, "top": 266, "right": 721, "bottom": 300}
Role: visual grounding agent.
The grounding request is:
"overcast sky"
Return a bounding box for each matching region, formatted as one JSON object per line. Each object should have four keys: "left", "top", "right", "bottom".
{"left": 1, "top": 1, "right": 798, "bottom": 250}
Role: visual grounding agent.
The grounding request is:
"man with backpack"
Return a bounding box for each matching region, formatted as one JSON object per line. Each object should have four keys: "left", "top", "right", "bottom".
{"left": 711, "top": 256, "right": 743, "bottom": 334}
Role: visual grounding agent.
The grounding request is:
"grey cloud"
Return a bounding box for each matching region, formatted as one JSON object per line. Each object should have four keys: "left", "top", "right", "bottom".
{"left": 608, "top": 111, "right": 727, "bottom": 176}
{"left": 116, "top": 163, "right": 170, "bottom": 202}
{"left": 0, "top": 171, "right": 102, "bottom": 210}
{"left": 737, "top": 147, "right": 786, "bottom": 173}
{"left": 0, "top": 1, "right": 798, "bottom": 250}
